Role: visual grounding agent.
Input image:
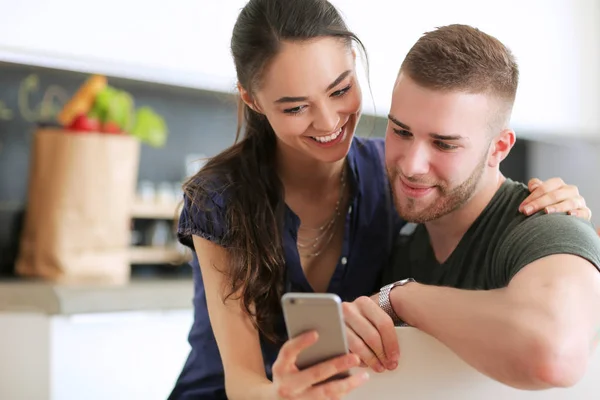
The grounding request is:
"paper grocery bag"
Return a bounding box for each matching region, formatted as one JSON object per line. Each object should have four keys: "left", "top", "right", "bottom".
{"left": 15, "top": 128, "right": 140, "bottom": 284}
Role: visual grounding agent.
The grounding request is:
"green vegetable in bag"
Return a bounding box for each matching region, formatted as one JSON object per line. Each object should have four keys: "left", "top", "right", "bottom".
{"left": 130, "top": 106, "right": 168, "bottom": 148}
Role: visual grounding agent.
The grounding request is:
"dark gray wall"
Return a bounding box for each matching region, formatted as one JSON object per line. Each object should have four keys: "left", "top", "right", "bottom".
{"left": 0, "top": 62, "right": 530, "bottom": 275}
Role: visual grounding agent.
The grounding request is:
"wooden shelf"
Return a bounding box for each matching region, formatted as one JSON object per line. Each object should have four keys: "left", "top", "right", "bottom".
{"left": 131, "top": 200, "right": 181, "bottom": 220}
{"left": 128, "top": 246, "right": 190, "bottom": 265}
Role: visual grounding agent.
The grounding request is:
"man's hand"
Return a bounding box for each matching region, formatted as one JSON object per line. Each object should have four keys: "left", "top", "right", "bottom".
{"left": 342, "top": 295, "right": 400, "bottom": 373}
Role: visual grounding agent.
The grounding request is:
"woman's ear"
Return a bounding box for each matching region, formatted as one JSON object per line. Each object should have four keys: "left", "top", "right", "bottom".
{"left": 237, "top": 83, "right": 262, "bottom": 113}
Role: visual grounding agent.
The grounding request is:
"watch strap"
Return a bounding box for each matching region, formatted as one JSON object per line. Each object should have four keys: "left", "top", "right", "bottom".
{"left": 378, "top": 278, "right": 415, "bottom": 326}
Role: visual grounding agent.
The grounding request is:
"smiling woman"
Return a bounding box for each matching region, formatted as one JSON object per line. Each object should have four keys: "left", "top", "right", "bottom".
{"left": 169, "top": 1, "right": 392, "bottom": 399}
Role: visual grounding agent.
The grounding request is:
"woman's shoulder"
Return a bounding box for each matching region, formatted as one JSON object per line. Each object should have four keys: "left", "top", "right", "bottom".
{"left": 349, "top": 136, "right": 387, "bottom": 180}
{"left": 178, "top": 172, "right": 233, "bottom": 248}
{"left": 185, "top": 172, "right": 232, "bottom": 207}
{"left": 351, "top": 136, "right": 385, "bottom": 157}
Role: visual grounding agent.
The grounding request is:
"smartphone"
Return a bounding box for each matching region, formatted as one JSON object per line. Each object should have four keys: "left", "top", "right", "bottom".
{"left": 281, "top": 292, "right": 350, "bottom": 380}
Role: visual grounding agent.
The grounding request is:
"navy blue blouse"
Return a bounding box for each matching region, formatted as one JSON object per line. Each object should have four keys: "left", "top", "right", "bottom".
{"left": 168, "top": 137, "right": 405, "bottom": 399}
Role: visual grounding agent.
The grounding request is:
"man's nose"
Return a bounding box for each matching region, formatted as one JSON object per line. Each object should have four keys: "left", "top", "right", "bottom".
{"left": 400, "top": 142, "right": 430, "bottom": 177}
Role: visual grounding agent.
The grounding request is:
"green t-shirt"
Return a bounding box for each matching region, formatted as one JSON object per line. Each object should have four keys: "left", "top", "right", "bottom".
{"left": 382, "top": 179, "right": 600, "bottom": 289}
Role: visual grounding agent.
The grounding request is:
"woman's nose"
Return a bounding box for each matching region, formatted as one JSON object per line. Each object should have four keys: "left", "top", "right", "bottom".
{"left": 313, "top": 103, "right": 340, "bottom": 133}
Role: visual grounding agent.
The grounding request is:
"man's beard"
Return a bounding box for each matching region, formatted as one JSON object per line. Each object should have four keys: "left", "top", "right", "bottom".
{"left": 390, "top": 151, "right": 488, "bottom": 224}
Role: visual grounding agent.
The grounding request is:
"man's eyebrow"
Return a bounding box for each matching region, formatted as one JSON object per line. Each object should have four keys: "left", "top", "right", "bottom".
{"left": 429, "top": 133, "right": 464, "bottom": 141}
{"left": 388, "top": 114, "right": 464, "bottom": 140}
{"left": 274, "top": 70, "right": 352, "bottom": 104}
{"left": 387, "top": 114, "right": 410, "bottom": 130}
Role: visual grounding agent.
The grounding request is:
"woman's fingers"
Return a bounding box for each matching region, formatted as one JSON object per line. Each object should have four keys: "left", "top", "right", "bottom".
{"left": 273, "top": 332, "right": 363, "bottom": 399}
{"left": 521, "top": 178, "right": 580, "bottom": 215}
{"left": 568, "top": 206, "right": 592, "bottom": 220}
{"left": 299, "top": 370, "right": 370, "bottom": 400}
{"left": 273, "top": 331, "right": 319, "bottom": 375}
{"left": 294, "top": 353, "right": 360, "bottom": 390}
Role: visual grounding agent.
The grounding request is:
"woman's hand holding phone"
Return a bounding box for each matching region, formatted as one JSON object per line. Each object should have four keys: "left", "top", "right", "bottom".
{"left": 270, "top": 331, "right": 370, "bottom": 400}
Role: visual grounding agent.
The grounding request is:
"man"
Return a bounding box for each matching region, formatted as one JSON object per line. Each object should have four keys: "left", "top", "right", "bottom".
{"left": 343, "top": 24, "right": 600, "bottom": 390}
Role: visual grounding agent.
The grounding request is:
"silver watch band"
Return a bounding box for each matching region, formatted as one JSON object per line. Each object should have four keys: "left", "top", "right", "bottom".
{"left": 378, "top": 278, "right": 415, "bottom": 326}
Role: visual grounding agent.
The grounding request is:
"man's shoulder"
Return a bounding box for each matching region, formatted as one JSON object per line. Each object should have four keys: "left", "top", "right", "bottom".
{"left": 488, "top": 178, "right": 598, "bottom": 253}
{"left": 495, "top": 201, "right": 600, "bottom": 282}
{"left": 509, "top": 210, "right": 598, "bottom": 244}
{"left": 466, "top": 179, "right": 531, "bottom": 242}
{"left": 488, "top": 178, "right": 530, "bottom": 215}
{"left": 497, "top": 179, "right": 595, "bottom": 238}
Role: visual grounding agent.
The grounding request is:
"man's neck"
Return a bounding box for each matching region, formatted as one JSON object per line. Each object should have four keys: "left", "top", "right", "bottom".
{"left": 424, "top": 172, "right": 506, "bottom": 263}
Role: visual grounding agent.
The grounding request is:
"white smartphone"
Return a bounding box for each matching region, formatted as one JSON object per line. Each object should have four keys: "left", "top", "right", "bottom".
{"left": 281, "top": 292, "right": 350, "bottom": 380}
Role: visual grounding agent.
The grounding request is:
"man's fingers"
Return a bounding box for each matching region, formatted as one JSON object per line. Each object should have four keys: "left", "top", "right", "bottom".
{"left": 343, "top": 299, "right": 386, "bottom": 369}
{"left": 356, "top": 297, "right": 400, "bottom": 369}
{"left": 346, "top": 327, "right": 385, "bottom": 373}
{"left": 343, "top": 297, "right": 399, "bottom": 371}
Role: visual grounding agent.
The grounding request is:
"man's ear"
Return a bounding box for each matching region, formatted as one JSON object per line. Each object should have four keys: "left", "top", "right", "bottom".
{"left": 237, "top": 83, "right": 263, "bottom": 113}
{"left": 488, "top": 129, "right": 516, "bottom": 168}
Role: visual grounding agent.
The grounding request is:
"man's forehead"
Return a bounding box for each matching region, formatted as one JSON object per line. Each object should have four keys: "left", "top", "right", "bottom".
{"left": 389, "top": 94, "right": 494, "bottom": 141}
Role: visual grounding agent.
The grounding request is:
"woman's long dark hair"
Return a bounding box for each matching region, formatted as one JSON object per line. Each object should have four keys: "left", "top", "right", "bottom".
{"left": 183, "top": 0, "right": 367, "bottom": 342}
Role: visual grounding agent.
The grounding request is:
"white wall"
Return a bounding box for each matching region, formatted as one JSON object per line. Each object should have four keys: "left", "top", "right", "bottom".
{"left": 332, "top": 0, "right": 600, "bottom": 137}
{"left": 0, "top": 0, "right": 247, "bottom": 93}
{"left": 0, "top": 0, "right": 598, "bottom": 137}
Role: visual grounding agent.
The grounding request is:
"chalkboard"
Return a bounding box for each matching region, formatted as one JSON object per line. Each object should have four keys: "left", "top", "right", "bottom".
{"left": 0, "top": 61, "right": 529, "bottom": 275}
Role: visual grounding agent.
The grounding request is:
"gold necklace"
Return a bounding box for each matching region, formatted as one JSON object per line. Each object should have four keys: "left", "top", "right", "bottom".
{"left": 297, "top": 165, "right": 347, "bottom": 258}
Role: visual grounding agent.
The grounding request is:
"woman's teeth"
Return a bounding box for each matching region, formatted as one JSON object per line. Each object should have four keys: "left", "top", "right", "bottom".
{"left": 312, "top": 128, "right": 342, "bottom": 143}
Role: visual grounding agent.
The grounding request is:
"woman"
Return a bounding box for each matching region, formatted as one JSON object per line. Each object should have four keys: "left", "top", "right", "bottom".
{"left": 169, "top": 1, "right": 591, "bottom": 399}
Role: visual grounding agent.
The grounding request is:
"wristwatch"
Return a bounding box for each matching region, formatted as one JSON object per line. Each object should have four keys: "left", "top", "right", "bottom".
{"left": 378, "top": 278, "right": 415, "bottom": 326}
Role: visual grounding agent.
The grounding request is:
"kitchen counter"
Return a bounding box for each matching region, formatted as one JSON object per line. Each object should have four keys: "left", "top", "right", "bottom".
{"left": 0, "top": 277, "right": 195, "bottom": 400}
{"left": 0, "top": 277, "right": 194, "bottom": 315}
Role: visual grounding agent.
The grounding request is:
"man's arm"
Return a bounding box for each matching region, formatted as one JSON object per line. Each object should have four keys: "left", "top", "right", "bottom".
{"left": 390, "top": 254, "right": 600, "bottom": 390}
